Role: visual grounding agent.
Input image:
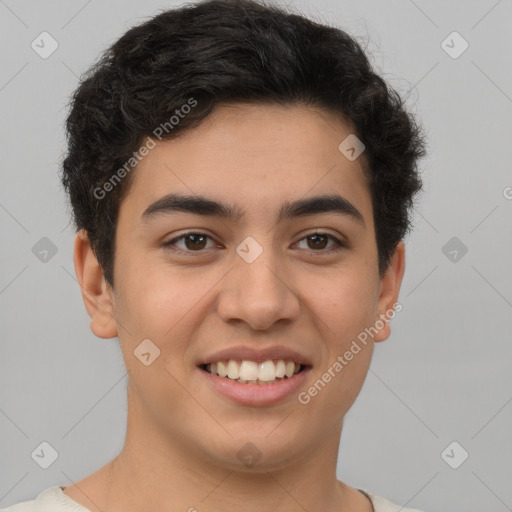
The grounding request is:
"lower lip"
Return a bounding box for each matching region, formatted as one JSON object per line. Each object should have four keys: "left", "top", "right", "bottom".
{"left": 199, "top": 367, "right": 310, "bottom": 406}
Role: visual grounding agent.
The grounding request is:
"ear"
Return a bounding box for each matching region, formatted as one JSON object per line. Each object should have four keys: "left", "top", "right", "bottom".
{"left": 373, "top": 240, "right": 406, "bottom": 343}
{"left": 73, "top": 229, "right": 118, "bottom": 339}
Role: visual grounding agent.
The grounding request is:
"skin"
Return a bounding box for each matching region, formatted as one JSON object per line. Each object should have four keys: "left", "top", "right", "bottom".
{"left": 66, "top": 103, "right": 405, "bottom": 512}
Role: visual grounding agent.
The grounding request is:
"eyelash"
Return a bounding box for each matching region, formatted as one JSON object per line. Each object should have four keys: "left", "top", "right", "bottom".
{"left": 163, "top": 231, "right": 346, "bottom": 255}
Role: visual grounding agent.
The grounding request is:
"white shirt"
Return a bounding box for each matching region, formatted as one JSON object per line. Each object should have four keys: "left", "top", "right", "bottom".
{"left": 1, "top": 485, "right": 425, "bottom": 512}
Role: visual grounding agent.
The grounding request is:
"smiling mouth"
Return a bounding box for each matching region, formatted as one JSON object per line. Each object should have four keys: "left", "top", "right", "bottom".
{"left": 201, "top": 359, "right": 306, "bottom": 385}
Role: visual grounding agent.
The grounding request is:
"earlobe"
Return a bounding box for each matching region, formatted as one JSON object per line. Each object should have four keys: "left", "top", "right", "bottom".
{"left": 73, "top": 229, "right": 118, "bottom": 339}
{"left": 373, "top": 240, "right": 406, "bottom": 343}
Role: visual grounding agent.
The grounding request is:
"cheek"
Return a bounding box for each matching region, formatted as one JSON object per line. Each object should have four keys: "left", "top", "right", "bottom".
{"left": 114, "top": 258, "right": 218, "bottom": 349}
{"left": 307, "top": 270, "right": 377, "bottom": 414}
{"left": 306, "top": 268, "right": 379, "bottom": 343}
{"left": 297, "top": 341, "right": 373, "bottom": 429}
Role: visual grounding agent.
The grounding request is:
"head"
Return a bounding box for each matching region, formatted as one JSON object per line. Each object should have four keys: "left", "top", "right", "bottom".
{"left": 63, "top": 0, "right": 425, "bottom": 471}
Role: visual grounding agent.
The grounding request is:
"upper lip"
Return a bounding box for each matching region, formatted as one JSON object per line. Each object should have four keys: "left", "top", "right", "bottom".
{"left": 199, "top": 345, "right": 312, "bottom": 366}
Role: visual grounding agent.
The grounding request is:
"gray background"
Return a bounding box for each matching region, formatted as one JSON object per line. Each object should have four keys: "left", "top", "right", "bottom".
{"left": 1, "top": 1, "right": 511, "bottom": 511}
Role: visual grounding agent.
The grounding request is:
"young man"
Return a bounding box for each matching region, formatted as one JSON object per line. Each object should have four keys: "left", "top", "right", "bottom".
{"left": 2, "top": 0, "right": 426, "bottom": 510}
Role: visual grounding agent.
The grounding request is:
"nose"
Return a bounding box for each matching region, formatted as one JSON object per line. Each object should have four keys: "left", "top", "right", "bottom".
{"left": 216, "top": 246, "right": 301, "bottom": 331}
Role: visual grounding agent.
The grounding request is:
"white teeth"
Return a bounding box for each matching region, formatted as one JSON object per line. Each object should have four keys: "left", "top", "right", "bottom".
{"left": 258, "top": 360, "right": 276, "bottom": 381}
{"left": 275, "top": 360, "right": 286, "bottom": 378}
{"left": 227, "top": 360, "right": 240, "bottom": 380}
{"left": 239, "top": 361, "right": 259, "bottom": 381}
{"left": 205, "top": 359, "right": 302, "bottom": 383}
{"left": 217, "top": 361, "right": 228, "bottom": 378}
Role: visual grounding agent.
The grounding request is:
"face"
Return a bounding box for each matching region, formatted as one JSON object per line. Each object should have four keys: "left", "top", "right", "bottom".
{"left": 76, "top": 103, "right": 405, "bottom": 472}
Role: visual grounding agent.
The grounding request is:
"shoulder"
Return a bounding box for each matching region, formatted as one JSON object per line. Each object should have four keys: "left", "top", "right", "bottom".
{"left": 0, "top": 486, "right": 91, "bottom": 512}
{"left": 360, "top": 489, "right": 425, "bottom": 512}
{"left": 0, "top": 497, "right": 37, "bottom": 512}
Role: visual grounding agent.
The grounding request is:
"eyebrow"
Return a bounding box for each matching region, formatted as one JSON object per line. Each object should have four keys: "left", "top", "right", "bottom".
{"left": 141, "top": 193, "right": 365, "bottom": 227}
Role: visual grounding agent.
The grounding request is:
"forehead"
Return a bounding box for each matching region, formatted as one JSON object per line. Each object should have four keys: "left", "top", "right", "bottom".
{"left": 122, "top": 103, "right": 372, "bottom": 224}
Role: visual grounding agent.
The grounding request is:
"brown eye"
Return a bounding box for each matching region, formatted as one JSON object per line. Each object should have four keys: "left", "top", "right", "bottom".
{"left": 164, "top": 232, "right": 216, "bottom": 253}
{"left": 295, "top": 232, "right": 345, "bottom": 253}
{"left": 307, "top": 234, "right": 329, "bottom": 250}
{"left": 163, "top": 231, "right": 345, "bottom": 255}
{"left": 182, "top": 234, "right": 208, "bottom": 250}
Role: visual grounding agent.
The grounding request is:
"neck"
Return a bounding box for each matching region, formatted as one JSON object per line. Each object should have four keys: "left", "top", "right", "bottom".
{"left": 103, "top": 400, "right": 351, "bottom": 512}
{"left": 66, "top": 387, "right": 372, "bottom": 512}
